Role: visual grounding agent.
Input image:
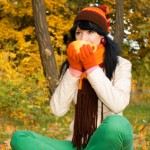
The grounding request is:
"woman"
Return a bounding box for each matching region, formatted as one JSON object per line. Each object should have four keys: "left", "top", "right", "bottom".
{"left": 10, "top": 5, "right": 134, "bottom": 150}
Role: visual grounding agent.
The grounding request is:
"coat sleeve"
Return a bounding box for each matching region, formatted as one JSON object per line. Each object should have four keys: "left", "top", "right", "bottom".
{"left": 87, "top": 57, "right": 132, "bottom": 113}
{"left": 50, "top": 69, "right": 79, "bottom": 116}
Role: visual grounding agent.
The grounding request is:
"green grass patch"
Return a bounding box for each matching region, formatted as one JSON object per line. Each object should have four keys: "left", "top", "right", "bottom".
{"left": 0, "top": 77, "right": 149, "bottom": 149}
{"left": 124, "top": 94, "right": 150, "bottom": 149}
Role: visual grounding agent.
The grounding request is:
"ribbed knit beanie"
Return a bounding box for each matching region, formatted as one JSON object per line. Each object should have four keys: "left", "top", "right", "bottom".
{"left": 74, "top": 6, "right": 110, "bottom": 33}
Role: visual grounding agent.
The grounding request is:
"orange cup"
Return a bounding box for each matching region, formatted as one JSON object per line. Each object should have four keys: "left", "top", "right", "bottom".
{"left": 71, "top": 40, "right": 97, "bottom": 53}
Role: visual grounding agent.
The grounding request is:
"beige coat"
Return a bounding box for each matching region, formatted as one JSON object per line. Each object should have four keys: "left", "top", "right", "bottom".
{"left": 50, "top": 56, "right": 132, "bottom": 140}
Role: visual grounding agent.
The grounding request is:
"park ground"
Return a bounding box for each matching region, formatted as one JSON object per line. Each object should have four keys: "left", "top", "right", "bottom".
{"left": 0, "top": 93, "right": 150, "bottom": 150}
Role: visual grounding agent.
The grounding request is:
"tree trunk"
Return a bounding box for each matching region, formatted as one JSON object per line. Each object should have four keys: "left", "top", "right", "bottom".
{"left": 32, "top": 0, "right": 59, "bottom": 95}
{"left": 114, "top": 0, "right": 124, "bottom": 49}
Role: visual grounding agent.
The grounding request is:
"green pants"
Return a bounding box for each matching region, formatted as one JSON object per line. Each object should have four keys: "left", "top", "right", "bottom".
{"left": 10, "top": 115, "right": 134, "bottom": 150}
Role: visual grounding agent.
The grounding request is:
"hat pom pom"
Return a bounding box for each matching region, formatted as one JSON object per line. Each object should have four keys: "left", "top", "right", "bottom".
{"left": 99, "top": 5, "right": 110, "bottom": 32}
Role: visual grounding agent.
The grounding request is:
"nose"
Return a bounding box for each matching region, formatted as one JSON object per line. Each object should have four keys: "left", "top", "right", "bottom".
{"left": 81, "top": 33, "right": 88, "bottom": 41}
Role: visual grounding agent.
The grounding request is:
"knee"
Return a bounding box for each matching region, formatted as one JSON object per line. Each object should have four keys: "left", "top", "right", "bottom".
{"left": 11, "top": 130, "right": 27, "bottom": 141}
{"left": 101, "top": 115, "right": 133, "bottom": 140}
{"left": 10, "top": 130, "right": 28, "bottom": 149}
{"left": 89, "top": 115, "right": 134, "bottom": 149}
{"left": 103, "top": 115, "right": 131, "bottom": 130}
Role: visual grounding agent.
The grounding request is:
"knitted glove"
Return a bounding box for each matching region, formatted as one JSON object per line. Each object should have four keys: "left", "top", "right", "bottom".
{"left": 79, "top": 44, "right": 98, "bottom": 71}
{"left": 67, "top": 42, "right": 83, "bottom": 72}
{"left": 94, "top": 44, "right": 105, "bottom": 65}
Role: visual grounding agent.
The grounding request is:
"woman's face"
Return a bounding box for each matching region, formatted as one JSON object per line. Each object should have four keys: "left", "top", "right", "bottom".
{"left": 75, "top": 27, "right": 103, "bottom": 46}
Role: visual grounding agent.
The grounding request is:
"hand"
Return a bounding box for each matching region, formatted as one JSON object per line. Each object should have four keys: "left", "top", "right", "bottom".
{"left": 67, "top": 42, "right": 83, "bottom": 72}
{"left": 79, "top": 44, "right": 98, "bottom": 71}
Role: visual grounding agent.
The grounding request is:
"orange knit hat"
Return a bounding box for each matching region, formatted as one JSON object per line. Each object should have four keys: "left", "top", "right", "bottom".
{"left": 74, "top": 6, "right": 110, "bottom": 32}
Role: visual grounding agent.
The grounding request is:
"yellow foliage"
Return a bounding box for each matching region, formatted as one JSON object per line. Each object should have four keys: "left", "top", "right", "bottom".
{"left": 0, "top": 0, "right": 18, "bottom": 16}
{"left": 131, "top": 79, "right": 138, "bottom": 92}
{"left": 0, "top": 0, "right": 75, "bottom": 78}
{"left": 22, "top": 27, "right": 34, "bottom": 35}
{"left": 0, "top": 52, "right": 18, "bottom": 80}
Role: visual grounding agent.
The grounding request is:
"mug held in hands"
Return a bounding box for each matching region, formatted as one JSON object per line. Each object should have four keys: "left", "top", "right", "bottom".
{"left": 71, "top": 40, "right": 97, "bottom": 53}
{"left": 67, "top": 40, "right": 97, "bottom": 72}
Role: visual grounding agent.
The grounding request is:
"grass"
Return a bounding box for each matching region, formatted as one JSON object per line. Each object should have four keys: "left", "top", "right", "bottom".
{"left": 124, "top": 93, "right": 150, "bottom": 149}
{"left": 0, "top": 93, "right": 150, "bottom": 149}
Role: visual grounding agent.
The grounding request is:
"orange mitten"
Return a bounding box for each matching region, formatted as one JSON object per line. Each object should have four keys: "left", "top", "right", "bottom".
{"left": 94, "top": 44, "right": 105, "bottom": 65}
{"left": 79, "top": 44, "right": 98, "bottom": 71}
{"left": 67, "top": 42, "right": 82, "bottom": 71}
